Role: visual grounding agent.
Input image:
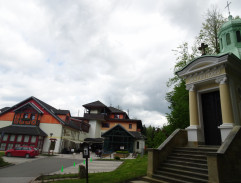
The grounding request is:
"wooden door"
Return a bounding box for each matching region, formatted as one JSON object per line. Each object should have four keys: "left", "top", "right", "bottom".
{"left": 201, "top": 91, "right": 222, "bottom": 145}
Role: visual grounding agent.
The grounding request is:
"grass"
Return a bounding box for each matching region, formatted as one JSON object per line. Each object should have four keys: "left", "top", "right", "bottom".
{"left": 42, "top": 154, "right": 148, "bottom": 183}
{"left": 0, "top": 151, "right": 11, "bottom": 167}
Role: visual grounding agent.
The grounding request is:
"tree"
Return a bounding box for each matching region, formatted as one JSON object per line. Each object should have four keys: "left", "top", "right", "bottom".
{"left": 165, "top": 7, "right": 225, "bottom": 136}
{"left": 195, "top": 7, "right": 225, "bottom": 54}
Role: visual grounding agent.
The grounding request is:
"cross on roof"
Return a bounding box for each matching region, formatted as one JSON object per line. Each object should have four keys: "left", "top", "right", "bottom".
{"left": 225, "top": 1, "right": 232, "bottom": 16}
{"left": 198, "top": 43, "right": 208, "bottom": 55}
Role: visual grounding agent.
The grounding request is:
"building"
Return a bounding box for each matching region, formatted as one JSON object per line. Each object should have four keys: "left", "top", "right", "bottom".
{"left": 0, "top": 97, "right": 145, "bottom": 154}
{"left": 0, "top": 96, "right": 90, "bottom": 153}
{"left": 82, "top": 101, "right": 145, "bottom": 153}
{"left": 147, "top": 15, "right": 241, "bottom": 183}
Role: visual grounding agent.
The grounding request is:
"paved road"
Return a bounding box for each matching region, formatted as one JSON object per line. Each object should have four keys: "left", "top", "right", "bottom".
{"left": 0, "top": 157, "right": 83, "bottom": 183}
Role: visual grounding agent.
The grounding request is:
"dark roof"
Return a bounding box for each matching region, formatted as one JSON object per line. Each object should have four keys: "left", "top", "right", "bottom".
{"left": 102, "top": 124, "right": 135, "bottom": 138}
{"left": 52, "top": 109, "right": 70, "bottom": 115}
{"left": 0, "top": 96, "right": 66, "bottom": 126}
{"left": 0, "top": 125, "right": 47, "bottom": 136}
{"left": 108, "top": 107, "right": 126, "bottom": 114}
{"left": 13, "top": 102, "right": 44, "bottom": 114}
{"left": 83, "top": 113, "right": 106, "bottom": 121}
{"left": 83, "top": 101, "right": 107, "bottom": 108}
{"left": 0, "top": 107, "right": 10, "bottom": 113}
{"left": 129, "top": 131, "right": 146, "bottom": 140}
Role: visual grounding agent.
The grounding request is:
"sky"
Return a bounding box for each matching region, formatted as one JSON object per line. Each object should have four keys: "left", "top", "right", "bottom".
{"left": 0, "top": 0, "right": 240, "bottom": 127}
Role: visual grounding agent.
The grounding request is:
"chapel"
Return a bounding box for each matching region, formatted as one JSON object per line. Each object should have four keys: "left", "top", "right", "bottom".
{"left": 147, "top": 14, "right": 241, "bottom": 183}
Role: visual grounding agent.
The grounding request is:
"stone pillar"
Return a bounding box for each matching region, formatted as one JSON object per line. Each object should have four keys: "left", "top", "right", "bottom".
{"left": 216, "top": 76, "right": 234, "bottom": 142}
{"left": 186, "top": 84, "right": 200, "bottom": 146}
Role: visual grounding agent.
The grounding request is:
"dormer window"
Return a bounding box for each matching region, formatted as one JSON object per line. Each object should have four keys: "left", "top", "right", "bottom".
{"left": 236, "top": 31, "right": 241, "bottom": 42}
{"left": 114, "top": 114, "right": 120, "bottom": 119}
{"left": 226, "top": 33, "right": 231, "bottom": 45}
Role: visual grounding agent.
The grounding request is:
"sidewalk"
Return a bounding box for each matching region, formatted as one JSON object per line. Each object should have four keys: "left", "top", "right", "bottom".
{"left": 50, "top": 152, "right": 123, "bottom": 174}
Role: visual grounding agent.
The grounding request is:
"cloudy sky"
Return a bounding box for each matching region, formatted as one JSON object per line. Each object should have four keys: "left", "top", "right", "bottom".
{"left": 0, "top": 0, "right": 240, "bottom": 127}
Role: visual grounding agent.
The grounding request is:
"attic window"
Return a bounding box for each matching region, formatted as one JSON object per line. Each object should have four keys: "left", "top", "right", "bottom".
{"left": 226, "top": 33, "right": 231, "bottom": 45}
{"left": 114, "top": 114, "right": 120, "bottom": 119}
{"left": 236, "top": 31, "right": 241, "bottom": 42}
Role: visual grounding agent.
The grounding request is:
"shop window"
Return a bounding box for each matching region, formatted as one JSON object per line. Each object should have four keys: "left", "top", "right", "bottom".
{"left": 17, "top": 135, "right": 22, "bottom": 142}
{"left": 236, "top": 31, "right": 241, "bottom": 42}
{"left": 129, "top": 124, "right": 132, "bottom": 129}
{"left": 31, "top": 136, "right": 36, "bottom": 143}
{"left": 9, "top": 135, "right": 15, "bottom": 142}
{"left": 226, "top": 33, "right": 231, "bottom": 45}
{"left": 7, "top": 143, "right": 14, "bottom": 150}
{"left": 24, "top": 135, "right": 29, "bottom": 143}
{"left": 102, "top": 123, "right": 110, "bottom": 128}
{"left": 0, "top": 143, "right": 6, "bottom": 150}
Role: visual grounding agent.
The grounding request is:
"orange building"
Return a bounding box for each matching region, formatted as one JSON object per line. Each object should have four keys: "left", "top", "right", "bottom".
{"left": 82, "top": 101, "right": 145, "bottom": 153}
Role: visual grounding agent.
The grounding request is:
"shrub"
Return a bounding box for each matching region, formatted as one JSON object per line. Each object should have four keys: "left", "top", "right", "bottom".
{"left": 114, "top": 156, "right": 120, "bottom": 160}
{"left": 115, "top": 151, "right": 129, "bottom": 154}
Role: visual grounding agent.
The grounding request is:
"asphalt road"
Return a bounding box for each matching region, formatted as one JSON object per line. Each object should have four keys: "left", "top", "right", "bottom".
{"left": 0, "top": 157, "right": 83, "bottom": 183}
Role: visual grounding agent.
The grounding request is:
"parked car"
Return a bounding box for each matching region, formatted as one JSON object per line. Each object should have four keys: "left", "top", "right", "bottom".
{"left": 5, "top": 146, "right": 39, "bottom": 158}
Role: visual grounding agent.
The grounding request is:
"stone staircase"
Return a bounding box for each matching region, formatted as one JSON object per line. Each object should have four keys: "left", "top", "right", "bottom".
{"left": 146, "top": 146, "right": 219, "bottom": 183}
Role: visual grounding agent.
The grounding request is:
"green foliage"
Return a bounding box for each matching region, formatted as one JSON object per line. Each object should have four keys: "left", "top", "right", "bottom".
{"left": 114, "top": 156, "right": 120, "bottom": 160}
{"left": 194, "top": 7, "right": 225, "bottom": 54}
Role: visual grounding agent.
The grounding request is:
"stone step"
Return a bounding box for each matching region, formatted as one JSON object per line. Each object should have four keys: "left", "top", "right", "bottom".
{"left": 162, "top": 162, "right": 208, "bottom": 174}
{"left": 166, "top": 159, "right": 207, "bottom": 169}
{"left": 158, "top": 167, "right": 208, "bottom": 180}
{"left": 168, "top": 155, "right": 207, "bottom": 164}
{"left": 173, "top": 149, "right": 214, "bottom": 155}
{"left": 140, "top": 176, "right": 169, "bottom": 183}
{"left": 153, "top": 170, "right": 208, "bottom": 183}
{"left": 171, "top": 152, "right": 207, "bottom": 160}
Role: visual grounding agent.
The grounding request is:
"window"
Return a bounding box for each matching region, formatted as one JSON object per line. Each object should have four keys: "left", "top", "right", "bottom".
{"left": 102, "top": 123, "right": 110, "bottom": 128}
{"left": 24, "top": 135, "right": 29, "bottom": 143}
{"left": 24, "top": 113, "right": 29, "bottom": 118}
{"left": 236, "top": 31, "right": 241, "bottom": 42}
{"left": 9, "top": 135, "right": 15, "bottom": 142}
{"left": 137, "top": 141, "right": 139, "bottom": 149}
{"left": 226, "top": 33, "right": 231, "bottom": 45}
{"left": 129, "top": 124, "right": 132, "bottom": 129}
{"left": 31, "top": 114, "right": 35, "bottom": 120}
{"left": 14, "top": 144, "right": 21, "bottom": 148}
{"left": 114, "top": 114, "right": 120, "bottom": 119}
{"left": 7, "top": 143, "right": 13, "bottom": 150}
{"left": 2, "top": 134, "right": 8, "bottom": 141}
{"left": 0, "top": 143, "right": 6, "bottom": 150}
{"left": 31, "top": 136, "right": 36, "bottom": 143}
{"left": 17, "top": 135, "right": 22, "bottom": 142}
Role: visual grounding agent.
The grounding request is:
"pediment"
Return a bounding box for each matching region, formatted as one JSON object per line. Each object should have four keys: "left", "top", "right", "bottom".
{"left": 177, "top": 54, "right": 229, "bottom": 77}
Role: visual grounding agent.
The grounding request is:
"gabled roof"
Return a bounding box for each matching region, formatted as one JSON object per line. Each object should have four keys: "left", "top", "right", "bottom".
{"left": 0, "top": 96, "right": 66, "bottom": 125}
{"left": 102, "top": 124, "right": 135, "bottom": 138}
{"left": 13, "top": 102, "right": 44, "bottom": 114}
{"left": 52, "top": 109, "right": 70, "bottom": 115}
{"left": 83, "top": 101, "right": 107, "bottom": 108}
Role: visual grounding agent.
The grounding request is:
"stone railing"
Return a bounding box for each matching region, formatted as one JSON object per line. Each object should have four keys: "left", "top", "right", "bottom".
{"left": 147, "top": 129, "right": 188, "bottom": 177}
{"left": 207, "top": 125, "right": 241, "bottom": 183}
